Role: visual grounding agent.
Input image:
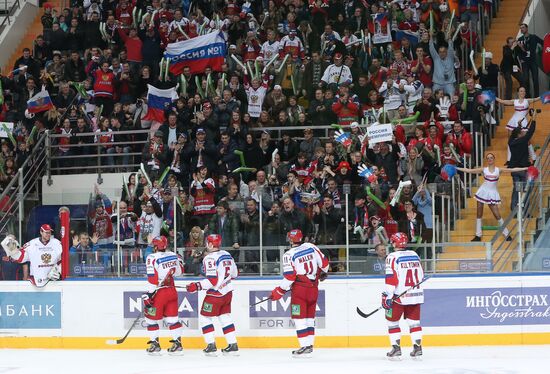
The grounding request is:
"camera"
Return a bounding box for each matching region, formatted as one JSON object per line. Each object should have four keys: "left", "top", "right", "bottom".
{"left": 536, "top": 109, "right": 542, "bottom": 113}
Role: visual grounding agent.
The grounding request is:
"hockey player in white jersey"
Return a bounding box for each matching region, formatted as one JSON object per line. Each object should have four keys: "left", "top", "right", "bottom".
{"left": 270, "top": 229, "right": 329, "bottom": 357}
{"left": 382, "top": 232, "right": 425, "bottom": 360}
{"left": 142, "top": 235, "right": 184, "bottom": 355}
{"left": 186, "top": 234, "right": 239, "bottom": 356}
{"left": 1, "top": 224, "right": 62, "bottom": 287}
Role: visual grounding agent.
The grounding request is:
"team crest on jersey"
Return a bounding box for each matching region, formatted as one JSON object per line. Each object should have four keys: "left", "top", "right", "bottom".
{"left": 203, "top": 302, "right": 213, "bottom": 313}
{"left": 41, "top": 253, "right": 52, "bottom": 264}
{"left": 291, "top": 304, "right": 300, "bottom": 316}
{"left": 102, "top": 74, "right": 109, "bottom": 81}
{"left": 251, "top": 94, "right": 258, "bottom": 103}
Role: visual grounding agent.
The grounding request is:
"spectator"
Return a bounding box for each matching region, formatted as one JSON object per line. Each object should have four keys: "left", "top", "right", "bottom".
{"left": 500, "top": 37, "right": 524, "bottom": 100}
{"left": 207, "top": 201, "right": 240, "bottom": 250}
{"left": 429, "top": 31, "right": 455, "bottom": 96}
{"left": 366, "top": 243, "right": 387, "bottom": 275}
{"left": 515, "top": 23, "right": 544, "bottom": 97}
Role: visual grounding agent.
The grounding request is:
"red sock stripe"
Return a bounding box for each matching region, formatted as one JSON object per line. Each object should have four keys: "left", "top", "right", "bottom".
{"left": 410, "top": 326, "right": 422, "bottom": 333}
{"left": 388, "top": 327, "right": 401, "bottom": 334}
{"left": 147, "top": 324, "right": 159, "bottom": 331}
{"left": 169, "top": 322, "right": 182, "bottom": 330}
{"left": 296, "top": 328, "right": 309, "bottom": 338}
{"left": 223, "top": 324, "right": 235, "bottom": 334}
{"left": 202, "top": 324, "right": 215, "bottom": 334}
{"left": 307, "top": 327, "right": 315, "bottom": 336}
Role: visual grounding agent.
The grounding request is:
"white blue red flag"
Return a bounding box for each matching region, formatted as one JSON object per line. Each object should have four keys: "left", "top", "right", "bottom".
{"left": 143, "top": 84, "right": 178, "bottom": 123}
{"left": 540, "top": 91, "right": 550, "bottom": 104}
{"left": 27, "top": 90, "right": 54, "bottom": 113}
{"left": 477, "top": 90, "right": 496, "bottom": 106}
{"left": 164, "top": 31, "right": 226, "bottom": 75}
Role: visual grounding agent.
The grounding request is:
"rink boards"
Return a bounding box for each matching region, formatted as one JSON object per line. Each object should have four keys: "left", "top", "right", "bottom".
{"left": 1, "top": 274, "right": 550, "bottom": 349}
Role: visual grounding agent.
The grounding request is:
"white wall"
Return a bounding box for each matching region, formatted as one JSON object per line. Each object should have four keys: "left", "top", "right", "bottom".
{"left": 1, "top": 275, "right": 550, "bottom": 348}
{"left": 521, "top": 0, "right": 550, "bottom": 92}
{"left": 0, "top": 1, "right": 39, "bottom": 69}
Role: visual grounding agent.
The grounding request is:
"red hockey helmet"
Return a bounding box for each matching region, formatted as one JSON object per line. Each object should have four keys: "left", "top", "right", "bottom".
{"left": 206, "top": 234, "right": 222, "bottom": 248}
{"left": 390, "top": 232, "right": 408, "bottom": 249}
{"left": 40, "top": 224, "right": 52, "bottom": 233}
{"left": 152, "top": 236, "right": 168, "bottom": 251}
{"left": 287, "top": 229, "right": 303, "bottom": 244}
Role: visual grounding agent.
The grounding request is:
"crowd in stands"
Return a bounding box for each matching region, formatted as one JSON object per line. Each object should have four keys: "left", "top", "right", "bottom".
{"left": 0, "top": 0, "right": 545, "bottom": 279}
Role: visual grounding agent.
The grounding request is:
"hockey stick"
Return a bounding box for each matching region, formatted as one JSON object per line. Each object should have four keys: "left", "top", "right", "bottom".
{"left": 249, "top": 297, "right": 272, "bottom": 308}
{"left": 356, "top": 276, "right": 430, "bottom": 319}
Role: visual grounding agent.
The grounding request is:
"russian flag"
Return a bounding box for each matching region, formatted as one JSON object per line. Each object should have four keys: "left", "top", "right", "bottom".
{"left": 143, "top": 84, "right": 178, "bottom": 123}
{"left": 375, "top": 12, "right": 388, "bottom": 27}
{"left": 27, "top": 90, "right": 54, "bottom": 114}
{"left": 541, "top": 91, "right": 550, "bottom": 104}
{"left": 477, "top": 90, "right": 496, "bottom": 106}
{"left": 164, "top": 31, "right": 227, "bottom": 75}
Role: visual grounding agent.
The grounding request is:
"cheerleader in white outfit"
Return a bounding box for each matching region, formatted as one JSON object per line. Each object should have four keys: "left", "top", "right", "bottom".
{"left": 457, "top": 153, "right": 528, "bottom": 242}
{"left": 496, "top": 87, "right": 540, "bottom": 161}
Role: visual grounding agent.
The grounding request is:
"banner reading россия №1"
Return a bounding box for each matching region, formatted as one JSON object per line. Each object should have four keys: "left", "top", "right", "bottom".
{"left": 249, "top": 290, "right": 326, "bottom": 329}
{"left": 123, "top": 291, "right": 199, "bottom": 329}
{"left": 423, "top": 287, "right": 550, "bottom": 326}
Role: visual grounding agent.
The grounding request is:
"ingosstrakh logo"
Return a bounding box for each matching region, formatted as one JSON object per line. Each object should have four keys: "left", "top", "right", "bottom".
{"left": 466, "top": 290, "right": 550, "bottom": 323}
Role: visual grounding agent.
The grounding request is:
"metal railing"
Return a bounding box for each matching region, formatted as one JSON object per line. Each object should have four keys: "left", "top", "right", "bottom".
{"left": 491, "top": 133, "right": 550, "bottom": 272}
{"left": 0, "top": 132, "right": 48, "bottom": 244}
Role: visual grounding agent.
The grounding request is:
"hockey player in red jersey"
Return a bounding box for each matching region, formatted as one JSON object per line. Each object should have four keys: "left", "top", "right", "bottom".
{"left": 271, "top": 229, "right": 329, "bottom": 357}
{"left": 1, "top": 224, "right": 62, "bottom": 287}
{"left": 186, "top": 234, "right": 239, "bottom": 356}
{"left": 142, "top": 235, "right": 184, "bottom": 355}
{"left": 382, "top": 232, "right": 425, "bottom": 360}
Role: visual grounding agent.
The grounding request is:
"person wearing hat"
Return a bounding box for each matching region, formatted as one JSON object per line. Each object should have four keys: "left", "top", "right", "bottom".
{"left": 279, "top": 27, "right": 306, "bottom": 60}
{"left": 143, "top": 130, "right": 168, "bottom": 178}
{"left": 194, "top": 101, "right": 220, "bottom": 142}
{"left": 46, "top": 50, "right": 64, "bottom": 85}
{"left": 321, "top": 51, "right": 353, "bottom": 92}
{"left": 186, "top": 128, "right": 217, "bottom": 172}
{"left": 2, "top": 224, "right": 63, "bottom": 286}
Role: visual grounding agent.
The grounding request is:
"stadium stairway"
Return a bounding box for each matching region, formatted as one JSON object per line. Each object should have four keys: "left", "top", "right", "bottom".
{"left": 2, "top": 1, "right": 62, "bottom": 73}
{"left": 438, "top": 0, "right": 549, "bottom": 272}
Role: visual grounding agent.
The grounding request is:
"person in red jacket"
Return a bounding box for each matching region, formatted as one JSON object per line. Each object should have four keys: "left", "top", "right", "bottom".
{"left": 332, "top": 93, "right": 359, "bottom": 126}
{"left": 92, "top": 61, "right": 117, "bottom": 115}
{"left": 446, "top": 121, "right": 473, "bottom": 157}
{"left": 117, "top": 26, "right": 143, "bottom": 72}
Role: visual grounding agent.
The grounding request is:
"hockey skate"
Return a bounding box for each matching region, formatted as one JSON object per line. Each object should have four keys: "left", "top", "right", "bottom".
{"left": 167, "top": 338, "right": 183, "bottom": 356}
{"left": 386, "top": 345, "right": 402, "bottom": 361}
{"left": 292, "top": 345, "right": 313, "bottom": 358}
{"left": 203, "top": 343, "right": 218, "bottom": 357}
{"left": 410, "top": 343, "right": 423, "bottom": 360}
{"left": 221, "top": 343, "right": 240, "bottom": 356}
{"left": 146, "top": 338, "right": 161, "bottom": 355}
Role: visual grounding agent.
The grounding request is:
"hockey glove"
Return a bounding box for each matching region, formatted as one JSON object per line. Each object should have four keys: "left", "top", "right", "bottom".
{"left": 319, "top": 272, "right": 328, "bottom": 282}
{"left": 270, "top": 287, "right": 285, "bottom": 301}
{"left": 141, "top": 292, "right": 155, "bottom": 309}
{"left": 1, "top": 235, "right": 20, "bottom": 258}
{"left": 381, "top": 292, "right": 393, "bottom": 310}
{"left": 186, "top": 282, "right": 202, "bottom": 293}
{"left": 47, "top": 264, "right": 61, "bottom": 281}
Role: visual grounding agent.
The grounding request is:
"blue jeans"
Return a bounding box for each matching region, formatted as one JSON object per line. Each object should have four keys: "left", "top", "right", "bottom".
{"left": 433, "top": 82, "right": 455, "bottom": 96}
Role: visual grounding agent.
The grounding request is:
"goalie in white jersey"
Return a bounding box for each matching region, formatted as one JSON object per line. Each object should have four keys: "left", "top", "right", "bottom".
{"left": 1, "top": 224, "right": 62, "bottom": 287}
{"left": 271, "top": 229, "right": 329, "bottom": 357}
{"left": 382, "top": 232, "right": 424, "bottom": 360}
{"left": 142, "top": 235, "right": 184, "bottom": 355}
{"left": 186, "top": 234, "right": 239, "bottom": 356}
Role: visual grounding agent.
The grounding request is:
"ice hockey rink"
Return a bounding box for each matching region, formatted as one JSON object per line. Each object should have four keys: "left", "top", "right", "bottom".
{"left": 1, "top": 346, "right": 549, "bottom": 374}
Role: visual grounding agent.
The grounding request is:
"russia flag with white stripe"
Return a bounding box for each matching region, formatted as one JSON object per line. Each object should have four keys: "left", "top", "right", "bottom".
{"left": 164, "top": 31, "right": 227, "bottom": 75}
{"left": 143, "top": 84, "right": 178, "bottom": 123}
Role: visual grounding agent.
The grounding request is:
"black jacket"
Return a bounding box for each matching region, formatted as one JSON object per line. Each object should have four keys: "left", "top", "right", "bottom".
{"left": 508, "top": 121, "right": 536, "bottom": 168}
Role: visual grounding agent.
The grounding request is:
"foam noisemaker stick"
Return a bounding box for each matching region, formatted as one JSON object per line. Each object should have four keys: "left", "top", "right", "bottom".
{"left": 263, "top": 53, "right": 278, "bottom": 73}
{"left": 132, "top": 7, "right": 137, "bottom": 27}
{"left": 205, "top": 73, "right": 212, "bottom": 97}
{"left": 222, "top": 73, "right": 227, "bottom": 87}
{"left": 72, "top": 81, "right": 89, "bottom": 99}
{"left": 366, "top": 186, "right": 386, "bottom": 209}
{"left": 195, "top": 76, "right": 205, "bottom": 98}
{"left": 391, "top": 111, "right": 420, "bottom": 124}
{"left": 2, "top": 123, "right": 16, "bottom": 147}
{"left": 429, "top": 10, "right": 434, "bottom": 34}
{"left": 164, "top": 58, "right": 170, "bottom": 81}
{"left": 159, "top": 58, "right": 165, "bottom": 81}
{"left": 255, "top": 60, "right": 260, "bottom": 80}
{"left": 447, "top": 9, "right": 455, "bottom": 39}
{"left": 368, "top": 33, "right": 372, "bottom": 54}
{"left": 361, "top": 29, "right": 366, "bottom": 52}
{"left": 375, "top": 226, "right": 388, "bottom": 244}
{"left": 449, "top": 143, "right": 461, "bottom": 162}
{"left": 482, "top": 48, "right": 486, "bottom": 71}
{"left": 452, "top": 22, "right": 463, "bottom": 41}
{"left": 122, "top": 174, "right": 129, "bottom": 198}
{"left": 230, "top": 54, "right": 248, "bottom": 72}
{"left": 276, "top": 54, "right": 290, "bottom": 74}
{"left": 271, "top": 148, "right": 278, "bottom": 163}
{"left": 469, "top": 50, "right": 478, "bottom": 75}
{"left": 0, "top": 79, "right": 4, "bottom": 105}
{"left": 460, "top": 83, "right": 468, "bottom": 111}
{"left": 291, "top": 73, "right": 297, "bottom": 96}
{"left": 27, "top": 125, "right": 37, "bottom": 146}
{"left": 434, "top": 144, "right": 441, "bottom": 166}
{"left": 177, "top": 24, "right": 190, "bottom": 39}
{"left": 232, "top": 166, "right": 257, "bottom": 173}
{"left": 179, "top": 74, "right": 187, "bottom": 96}
{"left": 246, "top": 61, "right": 255, "bottom": 79}
{"left": 234, "top": 150, "right": 246, "bottom": 168}
{"left": 157, "top": 166, "right": 171, "bottom": 185}
{"left": 0, "top": 157, "right": 5, "bottom": 176}
{"left": 390, "top": 180, "right": 412, "bottom": 206}
{"left": 140, "top": 163, "right": 153, "bottom": 186}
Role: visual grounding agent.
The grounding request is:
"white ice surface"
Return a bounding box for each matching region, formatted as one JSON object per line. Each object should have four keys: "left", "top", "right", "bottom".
{"left": 0, "top": 346, "right": 548, "bottom": 374}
